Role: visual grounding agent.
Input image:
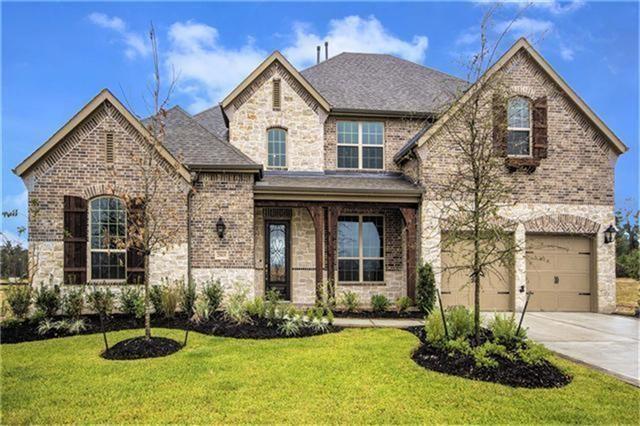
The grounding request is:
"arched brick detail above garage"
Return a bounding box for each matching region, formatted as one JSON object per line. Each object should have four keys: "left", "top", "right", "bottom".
{"left": 523, "top": 214, "right": 601, "bottom": 234}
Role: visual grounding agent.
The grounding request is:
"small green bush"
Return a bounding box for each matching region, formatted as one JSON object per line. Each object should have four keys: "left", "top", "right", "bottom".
{"left": 396, "top": 296, "right": 412, "bottom": 313}
{"left": 339, "top": 291, "right": 359, "bottom": 313}
{"left": 34, "top": 285, "right": 61, "bottom": 317}
{"left": 63, "top": 287, "right": 85, "bottom": 319}
{"left": 424, "top": 311, "right": 446, "bottom": 346}
{"left": 150, "top": 285, "right": 164, "bottom": 316}
{"left": 202, "top": 278, "right": 224, "bottom": 312}
{"left": 6, "top": 285, "right": 31, "bottom": 319}
{"left": 179, "top": 279, "right": 197, "bottom": 317}
{"left": 446, "top": 306, "right": 474, "bottom": 340}
{"left": 370, "top": 294, "right": 390, "bottom": 313}
{"left": 445, "top": 337, "right": 473, "bottom": 356}
{"left": 245, "top": 297, "right": 266, "bottom": 317}
{"left": 36, "top": 318, "right": 87, "bottom": 335}
{"left": 191, "top": 298, "right": 211, "bottom": 323}
{"left": 488, "top": 313, "right": 526, "bottom": 347}
{"left": 119, "top": 287, "right": 144, "bottom": 319}
{"left": 472, "top": 342, "right": 512, "bottom": 369}
{"left": 416, "top": 262, "right": 436, "bottom": 315}
{"left": 87, "top": 287, "right": 115, "bottom": 317}
{"left": 618, "top": 250, "right": 640, "bottom": 280}
{"left": 518, "top": 341, "right": 550, "bottom": 365}
{"left": 224, "top": 285, "right": 250, "bottom": 324}
{"left": 278, "top": 318, "right": 301, "bottom": 336}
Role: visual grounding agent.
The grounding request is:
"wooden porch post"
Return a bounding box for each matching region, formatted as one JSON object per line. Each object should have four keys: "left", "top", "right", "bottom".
{"left": 306, "top": 205, "right": 324, "bottom": 302}
{"left": 400, "top": 207, "right": 418, "bottom": 300}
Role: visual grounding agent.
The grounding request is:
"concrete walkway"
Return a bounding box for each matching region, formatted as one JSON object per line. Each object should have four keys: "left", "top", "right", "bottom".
{"left": 335, "top": 312, "right": 639, "bottom": 386}
{"left": 522, "top": 312, "right": 639, "bottom": 386}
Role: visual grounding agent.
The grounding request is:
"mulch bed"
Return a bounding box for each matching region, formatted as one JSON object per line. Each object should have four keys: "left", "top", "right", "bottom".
{"left": 102, "top": 336, "right": 182, "bottom": 360}
{"left": 333, "top": 310, "right": 423, "bottom": 319}
{"left": 1, "top": 312, "right": 342, "bottom": 344}
{"left": 406, "top": 326, "right": 572, "bottom": 389}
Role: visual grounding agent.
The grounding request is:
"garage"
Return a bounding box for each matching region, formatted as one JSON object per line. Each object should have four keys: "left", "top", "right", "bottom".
{"left": 440, "top": 239, "right": 513, "bottom": 311}
{"left": 526, "top": 235, "right": 593, "bottom": 312}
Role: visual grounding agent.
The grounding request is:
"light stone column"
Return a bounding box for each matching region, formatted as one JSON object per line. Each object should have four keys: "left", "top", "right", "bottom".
{"left": 514, "top": 223, "right": 527, "bottom": 311}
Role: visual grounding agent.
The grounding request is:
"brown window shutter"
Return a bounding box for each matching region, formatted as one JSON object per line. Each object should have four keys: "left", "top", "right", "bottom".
{"left": 492, "top": 93, "right": 507, "bottom": 157}
{"left": 272, "top": 79, "right": 281, "bottom": 110}
{"left": 63, "top": 195, "right": 87, "bottom": 284}
{"left": 126, "top": 197, "right": 146, "bottom": 284}
{"left": 532, "top": 96, "right": 548, "bottom": 159}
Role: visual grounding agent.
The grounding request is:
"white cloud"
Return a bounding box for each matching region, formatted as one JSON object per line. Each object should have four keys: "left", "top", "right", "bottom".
{"left": 88, "top": 12, "right": 150, "bottom": 59}
{"left": 559, "top": 44, "right": 574, "bottom": 61}
{"left": 495, "top": 17, "right": 554, "bottom": 39}
{"left": 3, "top": 190, "right": 28, "bottom": 215}
{"left": 475, "top": 0, "right": 585, "bottom": 15}
{"left": 165, "top": 20, "right": 267, "bottom": 112}
{"left": 283, "top": 15, "right": 428, "bottom": 69}
{"left": 2, "top": 190, "right": 28, "bottom": 247}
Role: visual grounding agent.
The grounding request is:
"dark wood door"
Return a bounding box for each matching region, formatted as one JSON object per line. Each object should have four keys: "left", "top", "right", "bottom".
{"left": 265, "top": 221, "right": 290, "bottom": 300}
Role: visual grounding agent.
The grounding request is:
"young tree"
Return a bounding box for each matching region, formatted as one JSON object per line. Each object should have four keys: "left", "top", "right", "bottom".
{"left": 430, "top": 7, "right": 533, "bottom": 342}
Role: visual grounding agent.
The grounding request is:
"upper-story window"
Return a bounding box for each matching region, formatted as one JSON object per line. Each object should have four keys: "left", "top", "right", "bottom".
{"left": 90, "top": 197, "right": 126, "bottom": 280}
{"left": 507, "top": 97, "right": 532, "bottom": 156}
{"left": 267, "top": 128, "right": 287, "bottom": 168}
{"left": 337, "top": 121, "right": 384, "bottom": 169}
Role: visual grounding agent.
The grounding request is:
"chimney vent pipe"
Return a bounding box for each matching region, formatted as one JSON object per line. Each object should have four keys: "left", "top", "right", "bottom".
{"left": 316, "top": 46, "right": 321, "bottom": 64}
{"left": 324, "top": 41, "right": 328, "bottom": 60}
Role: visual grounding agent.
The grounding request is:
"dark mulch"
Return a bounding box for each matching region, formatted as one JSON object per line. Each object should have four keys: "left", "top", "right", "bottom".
{"left": 406, "top": 326, "right": 572, "bottom": 389}
{"left": 1, "top": 312, "right": 342, "bottom": 344}
{"left": 102, "top": 336, "right": 182, "bottom": 360}
{"left": 333, "top": 310, "right": 423, "bottom": 319}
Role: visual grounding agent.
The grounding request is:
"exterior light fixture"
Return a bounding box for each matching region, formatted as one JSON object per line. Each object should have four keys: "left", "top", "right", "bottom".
{"left": 216, "top": 217, "right": 226, "bottom": 239}
{"left": 603, "top": 224, "right": 617, "bottom": 244}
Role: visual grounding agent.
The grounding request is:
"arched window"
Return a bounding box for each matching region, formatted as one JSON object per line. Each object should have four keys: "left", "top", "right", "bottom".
{"left": 507, "top": 97, "right": 532, "bottom": 156}
{"left": 267, "top": 128, "right": 287, "bottom": 168}
{"left": 90, "top": 197, "right": 126, "bottom": 280}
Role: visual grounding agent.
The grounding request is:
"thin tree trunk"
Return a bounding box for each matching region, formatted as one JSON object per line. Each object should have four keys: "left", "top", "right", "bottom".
{"left": 100, "top": 312, "right": 109, "bottom": 351}
{"left": 144, "top": 252, "right": 151, "bottom": 340}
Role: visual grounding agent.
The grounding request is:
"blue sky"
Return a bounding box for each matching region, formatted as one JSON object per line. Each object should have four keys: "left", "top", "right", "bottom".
{"left": 2, "top": 1, "right": 638, "bottom": 244}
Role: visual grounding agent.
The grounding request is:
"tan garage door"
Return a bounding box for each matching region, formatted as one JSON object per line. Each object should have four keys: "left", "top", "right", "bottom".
{"left": 526, "top": 235, "right": 593, "bottom": 312}
{"left": 441, "top": 239, "right": 513, "bottom": 311}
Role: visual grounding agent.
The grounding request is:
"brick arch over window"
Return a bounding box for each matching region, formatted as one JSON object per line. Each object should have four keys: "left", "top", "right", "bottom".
{"left": 82, "top": 183, "right": 129, "bottom": 200}
{"left": 523, "top": 214, "right": 601, "bottom": 234}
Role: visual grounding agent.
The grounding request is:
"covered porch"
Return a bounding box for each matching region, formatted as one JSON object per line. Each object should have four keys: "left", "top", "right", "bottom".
{"left": 253, "top": 172, "right": 422, "bottom": 306}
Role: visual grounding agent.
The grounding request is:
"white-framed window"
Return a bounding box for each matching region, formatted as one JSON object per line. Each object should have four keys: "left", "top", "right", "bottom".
{"left": 338, "top": 215, "right": 384, "bottom": 282}
{"left": 89, "top": 196, "right": 126, "bottom": 280}
{"left": 507, "top": 97, "right": 532, "bottom": 156}
{"left": 337, "top": 121, "right": 384, "bottom": 169}
{"left": 267, "top": 128, "right": 287, "bottom": 169}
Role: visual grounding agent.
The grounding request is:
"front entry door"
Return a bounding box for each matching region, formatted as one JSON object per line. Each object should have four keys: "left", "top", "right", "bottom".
{"left": 265, "top": 221, "right": 291, "bottom": 300}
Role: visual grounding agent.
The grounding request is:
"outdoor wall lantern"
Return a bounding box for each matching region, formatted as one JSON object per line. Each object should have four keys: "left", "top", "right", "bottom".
{"left": 603, "top": 224, "right": 617, "bottom": 244}
{"left": 216, "top": 217, "right": 226, "bottom": 239}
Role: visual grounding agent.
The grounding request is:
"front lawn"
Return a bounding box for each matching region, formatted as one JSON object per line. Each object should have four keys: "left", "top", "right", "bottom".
{"left": 2, "top": 328, "right": 638, "bottom": 424}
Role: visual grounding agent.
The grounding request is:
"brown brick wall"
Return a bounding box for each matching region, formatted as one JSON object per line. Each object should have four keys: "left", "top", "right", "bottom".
{"left": 324, "top": 116, "right": 425, "bottom": 172}
{"left": 417, "top": 50, "right": 616, "bottom": 205}
{"left": 190, "top": 172, "right": 255, "bottom": 269}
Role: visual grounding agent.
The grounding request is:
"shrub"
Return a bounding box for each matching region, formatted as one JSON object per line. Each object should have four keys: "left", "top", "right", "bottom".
{"left": 445, "top": 336, "right": 473, "bottom": 356}
{"left": 245, "top": 297, "right": 266, "bottom": 317}
{"left": 87, "top": 287, "right": 115, "bottom": 317}
{"left": 202, "top": 278, "right": 224, "bottom": 312}
{"left": 34, "top": 285, "right": 61, "bottom": 317}
{"left": 446, "top": 306, "right": 474, "bottom": 340}
{"left": 472, "top": 342, "right": 511, "bottom": 369}
{"left": 518, "top": 341, "right": 550, "bottom": 365}
{"left": 191, "top": 298, "right": 211, "bottom": 324}
{"left": 6, "top": 285, "right": 31, "bottom": 319}
{"left": 224, "top": 285, "right": 250, "bottom": 325}
{"left": 179, "top": 279, "right": 197, "bottom": 317}
{"left": 424, "top": 311, "right": 446, "bottom": 346}
{"left": 36, "top": 318, "right": 87, "bottom": 335}
{"left": 618, "top": 251, "right": 640, "bottom": 280}
{"left": 339, "top": 291, "right": 359, "bottom": 313}
{"left": 119, "top": 287, "right": 144, "bottom": 319}
{"left": 416, "top": 262, "right": 436, "bottom": 315}
{"left": 309, "top": 317, "right": 330, "bottom": 333}
{"left": 161, "top": 284, "right": 180, "bottom": 319}
{"left": 370, "top": 294, "right": 390, "bottom": 313}
{"left": 489, "top": 313, "right": 526, "bottom": 347}
{"left": 278, "top": 318, "right": 301, "bottom": 336}
{"left": 150, "top": 285, "right": 164, "bottom": 316}
{"left": 66, "top": 318, "right": 88, "bottom": 334}
{"left": 396, "top": 296, "right": 412, "bottom": 313}
{"left": 63, "top": 287, "right": 85, "bottom": 319}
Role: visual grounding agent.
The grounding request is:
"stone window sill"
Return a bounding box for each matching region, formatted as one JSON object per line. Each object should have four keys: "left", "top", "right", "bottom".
{"left": 338, "top": 281, "right": 387, "bottom": 287}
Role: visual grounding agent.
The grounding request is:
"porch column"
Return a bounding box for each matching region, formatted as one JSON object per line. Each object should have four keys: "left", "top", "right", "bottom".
{"left": 326, "top": 206, "right": 342, "bottom": 297}
{"left": 400, "top": 207, "right": 418, "bottom": 300}
{"left": 306, "top": 205, "right": 324, "bottom": 301}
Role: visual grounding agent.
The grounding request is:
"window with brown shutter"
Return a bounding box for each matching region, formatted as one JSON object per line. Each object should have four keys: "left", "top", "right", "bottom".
{"left": 106, "top": 132, "right": 114, "bottom": 163}
{"left": 492, "top": 93, "right": 507, "bottom": 157}
{"left": 126, "top": 197, "right": 145, "bottom": 284}
{"left": 532, "top": 97, "right": 548, "bottom": 159}
{"left": 272, "top": 79, "right": 281, "bottom": 110}
{"left": 63, "top": 196, "right": 87, "bottom": 284}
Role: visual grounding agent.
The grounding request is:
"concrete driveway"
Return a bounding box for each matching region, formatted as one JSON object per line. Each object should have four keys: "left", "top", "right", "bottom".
{"left": 522, "top": 312, "right": 639, "bottom": 386}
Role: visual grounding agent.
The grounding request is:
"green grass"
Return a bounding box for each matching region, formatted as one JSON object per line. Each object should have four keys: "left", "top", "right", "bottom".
{"left": 2, "top": 328, "right": 638, "bottom": 424}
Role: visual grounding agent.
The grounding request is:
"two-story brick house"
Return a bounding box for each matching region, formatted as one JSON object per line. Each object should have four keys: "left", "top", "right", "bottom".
{"left": 14, "top": 38, "right": 627, "bottom": 313}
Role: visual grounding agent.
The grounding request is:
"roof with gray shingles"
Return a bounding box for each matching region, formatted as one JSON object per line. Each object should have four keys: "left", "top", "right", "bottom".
{"left": 193, "top": 104, "right": 229, "bottom": 141}
{"left": 160, "top": 106, "right": 259, "bottom": 169}
{"left": 300, "top": 52, "right": 468, "bottom": 114}
{"left": 254, "top": 171, "right": 423, "bottom": 195}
